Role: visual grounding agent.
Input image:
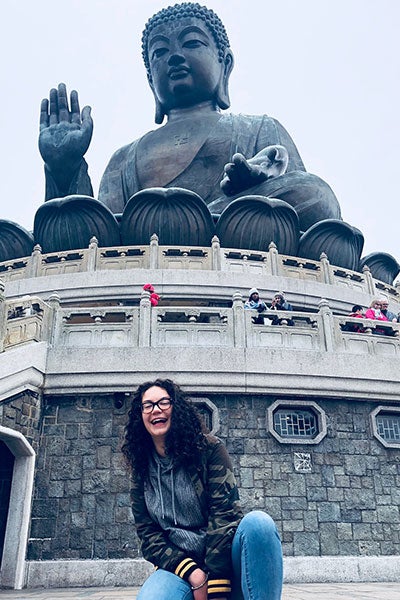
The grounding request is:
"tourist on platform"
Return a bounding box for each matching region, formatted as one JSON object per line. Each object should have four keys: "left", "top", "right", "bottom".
{"left": 344, "top": 304, "right": 365, "bottom": 332}
{"left": 269, "top": 292, "right": 294, "bottom": 325}
{"left": 365, "top": 299, "right": 387, "bottom": 321}
{"left": 143, "top": 283, "right": 160, "bottom": 307}
{"left": 365, "top": 299, "right": 389, "bottom": 335}
{"left": 348, "top": 305, "right": 364, "bottom": 318}
{"left": 270, "top": 292, "right": 293, "bottom": 312}
{"left": 244, "top": 288, "right": 268, "bottom": 324}
{"left": 122, "top": 379, "right": 283, "bottom": 600}
{"left": 379, "top": 297, "right": 397, "bottom": 322}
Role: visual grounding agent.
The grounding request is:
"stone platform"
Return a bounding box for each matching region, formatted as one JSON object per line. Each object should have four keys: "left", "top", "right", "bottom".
{"left": 0, "top": 582, "right": 399, "bottom": 600}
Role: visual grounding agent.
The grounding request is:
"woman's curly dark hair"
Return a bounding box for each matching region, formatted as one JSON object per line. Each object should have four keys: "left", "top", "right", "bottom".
{"left": 122, "top": 379, "right": 208, "bottom": 481}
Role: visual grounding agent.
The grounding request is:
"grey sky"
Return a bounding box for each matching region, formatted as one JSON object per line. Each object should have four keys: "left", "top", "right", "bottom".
{"left": 1, "top": 0, "right": 399, "bottom": 263}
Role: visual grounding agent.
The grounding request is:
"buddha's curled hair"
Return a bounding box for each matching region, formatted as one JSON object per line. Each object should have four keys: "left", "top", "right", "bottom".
{"left": 142, "top": 2, "right": 230, "bottom": 81}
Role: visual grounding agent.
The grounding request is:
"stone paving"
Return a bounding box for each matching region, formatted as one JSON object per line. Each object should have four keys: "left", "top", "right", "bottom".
{"left": 0, "top": 583, "right": 399, "bottom": 600}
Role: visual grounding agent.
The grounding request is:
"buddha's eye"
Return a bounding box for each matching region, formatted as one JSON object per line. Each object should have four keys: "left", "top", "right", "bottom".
{"left": 151, "top": 47, "right": 168, "bottom": 60}
{"left": 183, "top": 38, "right": 207, "bottom": 49}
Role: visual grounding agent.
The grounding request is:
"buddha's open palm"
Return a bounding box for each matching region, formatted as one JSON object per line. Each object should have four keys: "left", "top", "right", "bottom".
{"left": 39, "top": 83, "right": 93, "bottom": 173}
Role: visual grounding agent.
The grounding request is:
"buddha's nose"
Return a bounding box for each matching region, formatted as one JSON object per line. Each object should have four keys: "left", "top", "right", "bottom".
{"left": 168, "top": 53, "right": 185, "bottom": 66}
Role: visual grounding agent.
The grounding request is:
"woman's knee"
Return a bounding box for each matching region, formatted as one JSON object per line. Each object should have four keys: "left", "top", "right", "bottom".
{"left": 137, "top": 569, "right": 192, "bottom": 600}
{"left": 237, "top": 510, "right": 279, "bottom": 540}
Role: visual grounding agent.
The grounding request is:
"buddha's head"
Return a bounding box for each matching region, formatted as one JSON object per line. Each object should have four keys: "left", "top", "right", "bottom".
{"left": 142, "top": 3, "right": 234, "bottom": 123}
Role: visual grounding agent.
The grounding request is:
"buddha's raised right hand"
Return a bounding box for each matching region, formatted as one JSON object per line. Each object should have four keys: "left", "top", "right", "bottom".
{"left": 39, "top": 83, "right": 93, "bottom": 194}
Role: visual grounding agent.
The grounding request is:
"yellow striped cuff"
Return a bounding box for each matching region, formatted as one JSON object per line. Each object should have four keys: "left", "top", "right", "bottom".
{"left": 175, "top": 557, "right": 198, "bottom": 580}
{"left": 208, "top": 578, "right": 232, "bottom": 598}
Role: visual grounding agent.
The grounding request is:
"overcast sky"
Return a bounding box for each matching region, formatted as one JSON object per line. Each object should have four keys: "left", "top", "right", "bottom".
{"left": 1, "top": 0, "right": 399, "bottom": 263}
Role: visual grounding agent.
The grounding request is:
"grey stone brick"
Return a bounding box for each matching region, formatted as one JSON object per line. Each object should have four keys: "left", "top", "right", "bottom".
{"left": 307, "top": 487, "right": 327, "bottom": 501}
{"left": 317, "top": 502, "right": 341, "bottom": 522}
{"left": 344, "top": 455, "right": 367, "bottom": 476}
{"left": 361, "top": 509, "right": 378, "bottom": 523}
{"left": 239, "top": 467, "right": 254, "bottom": 488}
{"left": 96, "top": 445, "right": 111, "bottom": 469}
{"left": 281, "top": 496, "right": 308, "bottom": 511}
{"left": 352, "top": 523, "right": 372, "bottom": 539}
{"left": 283, "top": 520, "right": 304, "bottom": 532}
{"left": 320, "top": 523, "right": 339, "bottom": 555}
{"left": 358, "top": 540, "right": 381, "bottom": 555}
{"left": 336, "top": 522, "right": 353, "bottom": 540}
{"left": 303, "top": 511, "right": 318, "bottom": 532}
{"left": 343, "top": 487, "right": 376, "bottom": 509}
{"left": 293, "top": 532, "right": 319, "bottom": 555}
{"left": 377, "top": 505, "right": 400, "bottom": 523}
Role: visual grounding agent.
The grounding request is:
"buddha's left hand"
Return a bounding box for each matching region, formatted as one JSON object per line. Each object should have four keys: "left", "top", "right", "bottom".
{"left": 220, "top": 145, "right": 288, "bottom": 196}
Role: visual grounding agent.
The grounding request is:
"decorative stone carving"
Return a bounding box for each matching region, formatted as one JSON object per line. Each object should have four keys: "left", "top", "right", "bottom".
{"left": 360, "top": 252, "right": 400, "bottom": 285}
{"left": 120, "top": 188, "right": 214, "bottom": 246}
{"left": 0, "top": 220, "right": 34, "bottom": 262}
{"left": 298, "top": 220, "right": 364, "bottom": 271}
{"left": 33, "top": 195, "right": 120, "bottom": 253}
{"left": 216, "top": 195, "right": 299, "bottom": 255}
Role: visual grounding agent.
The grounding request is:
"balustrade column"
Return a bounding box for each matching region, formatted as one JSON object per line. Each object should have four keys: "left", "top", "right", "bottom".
{"left": 318, "top": 298, "right": 336, "bottom": 352}
{"left": 362, "top": 265, "right": 376, "bottom": 295}
{"left": 87, "top": 237, "right": 99, "bottom": 271}
{"left": 232, "top": 291, "right": 245, "bottom": 347}
{"left": 211, "top": 236, "right": 221, "bottom": 271}
{"left": 0, "top": 280, "right": 6, "bottom": 352}
{"left": 46, "top": 292, "right": 61, "bottom": 346}
{"left": 268, "top": 242, "right": 281, "bottom": 276}
{"left": 26, "top": 245, "right": 43, "bottom": 278}
{"left": 139, "top": 290, "right": 151, "bottom": 347}
{"left": 320, "top": 252, "right": 334, "bottom": 284}
{"left": 149, "top": 234, "right": 159, "bottom": 270}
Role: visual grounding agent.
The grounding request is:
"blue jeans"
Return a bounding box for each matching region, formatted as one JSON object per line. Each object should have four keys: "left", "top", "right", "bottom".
{"left": 137, "top": 511, "right": 283, "bottom": 600}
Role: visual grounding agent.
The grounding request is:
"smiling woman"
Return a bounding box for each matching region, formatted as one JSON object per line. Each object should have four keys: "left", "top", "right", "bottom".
{"left": 122, "top": 378, "right": 283, "bottom": 600}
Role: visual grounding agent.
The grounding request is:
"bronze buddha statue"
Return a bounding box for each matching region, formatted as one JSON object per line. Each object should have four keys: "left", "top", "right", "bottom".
{"left": 38, "top": 3, "right": 340, "bottom": 231}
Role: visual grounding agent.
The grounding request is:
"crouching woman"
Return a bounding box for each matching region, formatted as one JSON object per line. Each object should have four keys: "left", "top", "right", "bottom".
{"left": 122, "top": 379, "right": 283, "bottom": 599}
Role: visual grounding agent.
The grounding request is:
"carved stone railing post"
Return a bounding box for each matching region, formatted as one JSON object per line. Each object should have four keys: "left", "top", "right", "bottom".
{"left": 232, "top": 291, "right": 245, "bottom": 347}
{"left": 149, "top": 234, "right": 159, "bottom": 270}
{"left": 139, "top": 290, "right": 151, "bottom": 347}
{"left": 46, "top": 292, "right": 61, "bottom": 346}
{"left": 318, "top": 298, "right": 336, "bottom": 352}
{"left": 0, "top": 280, "right": 6, "bottom": 352}
{"left": 268, "top": 242, "right": 281, "bottom": 276}
{"left": 26, "top": 244, "right": 43, "bottom": 278}
{"left": 211, "top": 236, "right": 221, "bottom": 271}
{"left": 320, "top": 252, "right": 334, "bottom": 285}
{"left": 87, "top": 236, "right": 99, "bottom": 271}
{"left": 362, "top": 265, "right": 376, "bottom": 295}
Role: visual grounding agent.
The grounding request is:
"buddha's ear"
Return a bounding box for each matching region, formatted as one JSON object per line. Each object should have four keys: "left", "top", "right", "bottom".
{"left": 148, "top": 77, "right": 166, "bottom": 125}
{"left": 216, "top": 50, "right": 234, "bottom": 110}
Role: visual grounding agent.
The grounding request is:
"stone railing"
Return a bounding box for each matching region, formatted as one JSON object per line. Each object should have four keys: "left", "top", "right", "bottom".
{"left": 0, "top": 236, "right": 398, "bottom": 301}
{"left": 0, "top": 284, "right": 54, "bottom": 352}
{"left": 1, "top": 288, "right": 399, "bottom": 357}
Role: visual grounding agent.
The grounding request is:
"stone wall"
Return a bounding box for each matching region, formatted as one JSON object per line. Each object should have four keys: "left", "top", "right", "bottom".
{"left": 27, "top": 393, "right": 400, "bottom": 561}
{"left": 0, "top": 391, "right": 41, "bottom": 452}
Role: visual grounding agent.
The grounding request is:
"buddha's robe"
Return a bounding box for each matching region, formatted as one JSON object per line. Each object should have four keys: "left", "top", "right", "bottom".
{"left": 98, "top": 113, "right": 306, "bottom": 214}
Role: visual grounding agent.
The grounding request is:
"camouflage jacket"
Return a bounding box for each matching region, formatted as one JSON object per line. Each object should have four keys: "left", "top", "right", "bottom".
{"left": 130, "top": 435, "right": 243, "bottom": 597}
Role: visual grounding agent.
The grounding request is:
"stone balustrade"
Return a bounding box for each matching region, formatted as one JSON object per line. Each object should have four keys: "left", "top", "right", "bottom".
{"left": 1, "top": 288, "right": 399, "bottom": 357}
{"left": 0, "top": 237, "right": 398, "bottom": 301}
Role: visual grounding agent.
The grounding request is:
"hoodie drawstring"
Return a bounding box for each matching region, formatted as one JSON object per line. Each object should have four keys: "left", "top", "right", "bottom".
{"left": 156, "top": 460, "right": 177, "bottom": 525}
{"left": 171, "top": 469, "right": 177, "bottom": 525}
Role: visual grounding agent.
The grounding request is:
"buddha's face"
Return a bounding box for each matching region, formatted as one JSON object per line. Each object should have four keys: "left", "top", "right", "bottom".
{"left": 148, "top": 17, "right": 225, "bottom": 112}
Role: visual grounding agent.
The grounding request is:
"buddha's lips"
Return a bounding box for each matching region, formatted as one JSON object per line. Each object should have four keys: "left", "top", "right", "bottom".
{"left": 168, "top": 66, "right": 190, "bottom": 79}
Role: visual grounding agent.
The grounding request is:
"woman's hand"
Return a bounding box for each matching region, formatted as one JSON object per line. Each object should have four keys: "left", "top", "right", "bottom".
{"left": 188, "top": 568, "right": 208, "bottom": 600}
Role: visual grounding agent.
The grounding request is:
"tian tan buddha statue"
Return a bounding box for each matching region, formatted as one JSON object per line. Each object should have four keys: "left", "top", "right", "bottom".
{"left": 2, "top": 2, "right": 398, "bottom": 282}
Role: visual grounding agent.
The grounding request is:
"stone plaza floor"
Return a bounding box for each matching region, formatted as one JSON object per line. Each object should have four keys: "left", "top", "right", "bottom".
{"left": 0, "top": 583, "right": 399, "bottom": 599}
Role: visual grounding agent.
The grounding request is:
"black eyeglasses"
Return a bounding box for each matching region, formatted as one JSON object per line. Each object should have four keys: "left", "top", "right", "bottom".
{"left": 141, "top": 397, "right": 172, "bottom": 414}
